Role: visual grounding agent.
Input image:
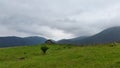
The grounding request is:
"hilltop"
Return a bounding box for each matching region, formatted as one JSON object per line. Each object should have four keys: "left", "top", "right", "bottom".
{"left": 0, "top": 36, "right": 47, "bottom": 47}
{"left": 58, "top": 26, "right": 120, "bottom": 44}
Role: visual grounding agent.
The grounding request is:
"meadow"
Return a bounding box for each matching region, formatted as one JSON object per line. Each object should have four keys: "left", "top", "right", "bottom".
{"left": 0, "top": 43, "right": 120, "bottom": 68}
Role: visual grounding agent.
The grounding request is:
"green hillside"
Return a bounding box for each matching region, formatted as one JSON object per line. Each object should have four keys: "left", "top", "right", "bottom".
{"left": 0, "top": 43, "right": 120, "bottom": 68}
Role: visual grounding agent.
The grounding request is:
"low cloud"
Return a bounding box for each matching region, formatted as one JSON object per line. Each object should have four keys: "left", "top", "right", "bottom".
{"left": 0, "top": 0, "right": 120, "bottom": 40}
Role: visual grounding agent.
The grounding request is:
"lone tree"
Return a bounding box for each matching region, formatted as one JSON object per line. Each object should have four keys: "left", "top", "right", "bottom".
{"left": 41, "top": 45, "right": 49, "bottom": 54}
{"left": 45, "top": 39, "right": 55, "bottom": 44}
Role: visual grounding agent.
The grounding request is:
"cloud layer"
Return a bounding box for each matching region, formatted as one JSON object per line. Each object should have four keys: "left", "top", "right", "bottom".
{"left": 0, "top": 0, "right": 120, "bottom": 40}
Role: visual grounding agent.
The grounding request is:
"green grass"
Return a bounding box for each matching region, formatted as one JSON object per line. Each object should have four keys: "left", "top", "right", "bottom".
{"left": 0, "top": 43, "right": 120, "bottom": 68}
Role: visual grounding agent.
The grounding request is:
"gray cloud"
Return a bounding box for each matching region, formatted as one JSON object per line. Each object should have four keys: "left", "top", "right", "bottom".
{"left": 0, "top": 0, "right": 120, "bottom": 40}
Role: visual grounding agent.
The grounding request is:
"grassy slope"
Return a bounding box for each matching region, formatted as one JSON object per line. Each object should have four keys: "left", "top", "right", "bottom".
{"left": 0, "top": 44, "right": 120, "bottom": 68}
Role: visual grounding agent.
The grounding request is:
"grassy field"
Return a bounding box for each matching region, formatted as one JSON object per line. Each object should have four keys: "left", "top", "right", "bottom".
{"left": 0, "top": 43, "right": 120, "bottom": 68}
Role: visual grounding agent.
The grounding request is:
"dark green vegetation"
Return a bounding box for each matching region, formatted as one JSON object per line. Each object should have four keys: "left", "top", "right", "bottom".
{"left": 41, "top": 45, "right": 49, "bottom": 54}
{"left": 0, "top": 43, "right": 120, "bottom": 68}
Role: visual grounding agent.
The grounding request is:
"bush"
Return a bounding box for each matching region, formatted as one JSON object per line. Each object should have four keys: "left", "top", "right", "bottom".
{"left": 41, "top": 46, "right": 49, "bottom": 54}
{"left": 109, "top": 42, "right": 117, "bottom": 47}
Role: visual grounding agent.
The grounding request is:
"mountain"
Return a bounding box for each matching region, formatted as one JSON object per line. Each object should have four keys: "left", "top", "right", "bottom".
{"left": 58, "top": 36, "right": 88, "bottom": 44}
{"left": 58, "top": 26, "right": 120, "bottom": 45}
{"left": 23, "top": 36, "right": 47, "bottom": 45}
{"left": 0, "top": 36, "right": 47, "bottom": 47}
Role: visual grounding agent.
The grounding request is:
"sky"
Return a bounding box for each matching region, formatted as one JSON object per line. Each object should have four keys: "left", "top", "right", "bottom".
{"left": 0, "top": 0, "right": 120, "bottom": 40}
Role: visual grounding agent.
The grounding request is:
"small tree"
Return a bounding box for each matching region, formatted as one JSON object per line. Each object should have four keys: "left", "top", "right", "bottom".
{"left": 45, "top": 40, "right": 55, "bottom": 44}
{"left": 41, "top": 45, "right": 49, "bottom": 54}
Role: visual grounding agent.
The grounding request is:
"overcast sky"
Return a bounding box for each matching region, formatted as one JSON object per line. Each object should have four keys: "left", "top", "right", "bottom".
{"left": 0, "top": 0, "right": 120, "bottom": 40}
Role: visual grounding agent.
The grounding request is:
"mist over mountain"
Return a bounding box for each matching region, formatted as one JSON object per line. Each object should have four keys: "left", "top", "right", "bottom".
{"left": 58, "top": 26, "right": 120, "bottom": 45}
{"left": 0, "top": 26, "right": 120, "bottom": 47}
{"left": 0, "top": 0, "right": 120, "bottom": 40}
{"left": 58, "top": 36, "right": 88, "bottom": 44}
{"left": 0, "top": 36, "right": 46, "bottom": 47}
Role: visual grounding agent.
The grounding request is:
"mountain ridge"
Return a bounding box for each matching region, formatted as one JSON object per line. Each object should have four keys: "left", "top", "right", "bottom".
{"left": 0, "top": 36, "right": 47, "bottom": 47}
{"left": 58, "top": 26, "right": 120, "bottom": 45}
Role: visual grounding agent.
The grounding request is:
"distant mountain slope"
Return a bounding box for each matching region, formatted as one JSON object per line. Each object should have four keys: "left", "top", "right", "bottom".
{"left": 58, "top": 26, "right": 120, "bottom": 45}
{"left": 58, "top": 36, "right": 88, "bottom": 44}
{"left": 79, "top": 26, "right": 120, "bottom": 44}
{"left": 24, "top": 36, "right": 47, "bottom": 45}
{"left": 0, "top": 36, "right": 47, "bottom": 47}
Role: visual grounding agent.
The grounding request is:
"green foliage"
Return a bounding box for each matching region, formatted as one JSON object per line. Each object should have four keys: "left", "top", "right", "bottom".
{"left": 41, "top": 45, "right": 49, "bottom": 54}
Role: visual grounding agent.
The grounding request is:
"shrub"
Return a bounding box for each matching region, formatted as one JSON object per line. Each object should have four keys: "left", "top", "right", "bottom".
{"left": 41, "top": 46, "right": 49, "bottom": 54}
{"left": 45, "top": 40, "right": 55, "bottom": 44}
{"left": 109, "top": 42, "right": 117, "bottom": 47}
